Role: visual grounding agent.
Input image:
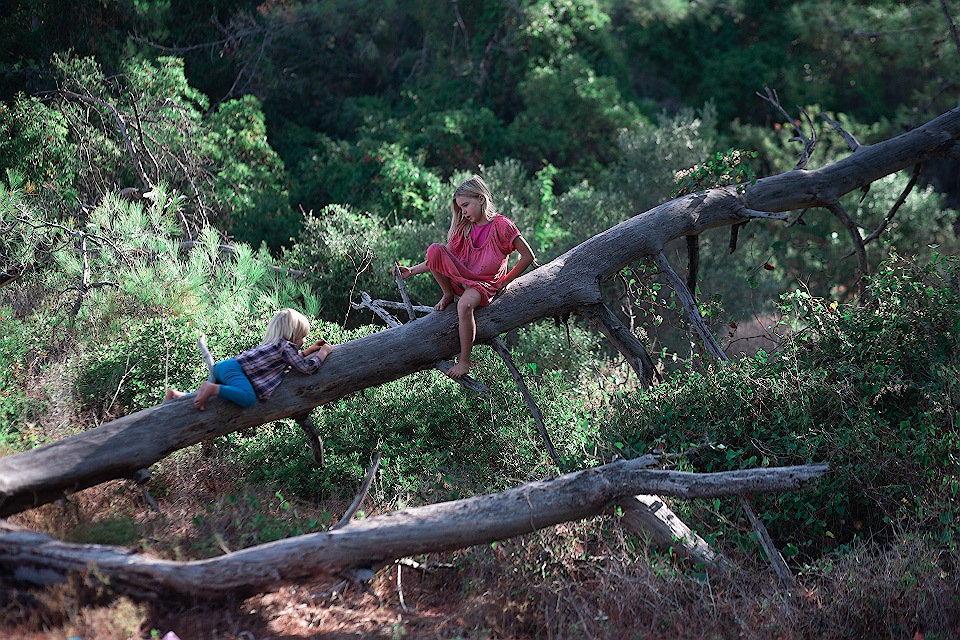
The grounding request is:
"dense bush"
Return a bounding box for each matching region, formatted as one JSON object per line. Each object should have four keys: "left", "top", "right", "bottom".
{"left": 606, "top": 253, "right": 960, "bottom": 555}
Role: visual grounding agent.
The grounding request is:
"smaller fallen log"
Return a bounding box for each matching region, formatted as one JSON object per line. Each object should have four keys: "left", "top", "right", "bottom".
{"left": 0, "top": 459, "right": 827, "bottom": 601}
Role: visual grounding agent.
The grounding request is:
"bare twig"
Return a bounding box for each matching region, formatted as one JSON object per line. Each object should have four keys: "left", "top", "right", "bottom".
{"left": 491, "top": 336, "right": 561, "bottom": 469}
{"left": 820, "top": 112, "right": 861, "bottom": 151}
{"left": 825, "top": 202, "right": 868, "bottom": 297}
{"left": 845, "top": 164, "right": 922, "bottom": 255}
{"left": 333, "top": 451, "right": 381, "bottom": 530}
{"left": 941, "top": 0, "right": 960, "bottom": 67}
{"left": 54, "top": 90, "right": 152, "bottom": 191}
{"left": 394, "top": 262, "right": 417, "bottom": 322}
{"left": 351, "top": 291, "right": 491, "bottom": 396}
{"left": 756, "top": 87, "right": 817, "bottom": 169}
{"left": 738, "top": 495, "right": 797, "bottom": 594}
{"left": 130, "top": 468, "right": 160, "bottom": 513}
{"left": 655, "top": 252, "right": 728, "bottom": 362}
{"left": 198, "top": 334, "right": 216, "bottom": 383}
{"left": 449, "top": 0, "right": 473, "bottom": 75}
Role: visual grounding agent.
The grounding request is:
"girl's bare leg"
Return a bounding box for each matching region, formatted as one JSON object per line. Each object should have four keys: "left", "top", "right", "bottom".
{"left": 193, "top": 380, "right": 220, "bottom": 411}
{"left": 447, "top": 288, "right": 483, "bottom": 379}
{"left": 431, "top": 270, "right": 457, "bottom": 311}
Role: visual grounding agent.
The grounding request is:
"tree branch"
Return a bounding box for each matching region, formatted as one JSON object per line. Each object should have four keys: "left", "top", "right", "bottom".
{"left": 655, "top": 252, "right": 728, "bottom": 362}
{"left": 0, "top": 460, "right": 827, "bottom": 600}
{"left": 490, "top": 336, "right": 560, "bottom": 468}
{"left": 825, "top": 202, "right": 868, "bottom": 297}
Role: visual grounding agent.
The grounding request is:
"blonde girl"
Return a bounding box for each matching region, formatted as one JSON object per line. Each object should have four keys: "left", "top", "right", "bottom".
{"left": 398, "top": 176, "right": 535, "bottom": 379}
{"left": 165, "top": 308, "right": 333, "bottom": 410}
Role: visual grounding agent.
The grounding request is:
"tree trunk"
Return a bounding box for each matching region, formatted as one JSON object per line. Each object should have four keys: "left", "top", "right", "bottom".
{"left": 1, "top": 106, "right": 958, "bottom": 518}
{"left": 0, "top": 458, "right": 828, "bottom": 600}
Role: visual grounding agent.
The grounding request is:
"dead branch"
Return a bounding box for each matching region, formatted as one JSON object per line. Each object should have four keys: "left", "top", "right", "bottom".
{"left": 490, "top": 336, "right": 560, "bottom": 467}
{"left": 394, "top": 262, "right": 417, "bottom": 322}
{"left": 941, "top": 0, "right": 960, "bottom": 67}
{"left": 821, "top": 112, "right": 861, "bottom": 152}
{"left": 847, "top": 163, "right": 922, "bottom": 254}
{"left": 655, "top": 252, "right": 728, "bottom": 362}
{"left": 578, "top": 303, "right": 657, "bottom": 386}
{"left": 54, "top": 89, "right": 152, "bottom": 191}
{"left": 351, "top": 291, "right": 491, "bottom": 396}
{"left": 757, "top": 87, "right": 817, "bottom": 169}
{"left": 293, "top": 411, "right": 325, "bottom": 467}
{"left": 0, "top": 460, "right": 827, "bottom": 600}
{"left": 739, "top": 495, "right": 798, "bottom": 593}
{"left": 333, "top": 452, "right": 381, "bottom": 529}
{"left": 825, "top": 202, "right": 868, "bottom": 297}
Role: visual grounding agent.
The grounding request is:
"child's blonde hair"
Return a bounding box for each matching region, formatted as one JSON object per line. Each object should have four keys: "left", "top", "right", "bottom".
{"left": 449, "top": 176, "right": 498, "bottom": 243}
{"left": 262, "top": 308, "right": 311, "bottom": 345}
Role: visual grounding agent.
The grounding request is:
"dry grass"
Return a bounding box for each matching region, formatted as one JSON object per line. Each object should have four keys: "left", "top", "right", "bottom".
{"left": 3, "top": 449, "right": 959, "bottom": 640}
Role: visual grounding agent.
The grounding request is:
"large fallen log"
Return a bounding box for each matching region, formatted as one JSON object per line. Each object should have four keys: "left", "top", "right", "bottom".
{"left": 0, "top": 106, "right": 957, "bottom": 517}
{"left": 0, "top": 458, "right": 828, "bottom": 600}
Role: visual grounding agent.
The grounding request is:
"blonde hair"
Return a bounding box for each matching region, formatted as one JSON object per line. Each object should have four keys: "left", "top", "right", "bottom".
{"left": 449, "top": 176, "right": 498, "bottom": 243}
{"left": 262, "top": 308, "right": 311, "bottom": 345}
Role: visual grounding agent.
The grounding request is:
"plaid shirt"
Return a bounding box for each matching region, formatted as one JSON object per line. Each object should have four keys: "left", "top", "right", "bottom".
{"left": 234, "top": 340, "right": 324, "bottom": 401}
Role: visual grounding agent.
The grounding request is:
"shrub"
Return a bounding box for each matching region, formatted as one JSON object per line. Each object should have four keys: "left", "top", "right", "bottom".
{"left": 606, "top": 253, "right": 960, "bottom": 555}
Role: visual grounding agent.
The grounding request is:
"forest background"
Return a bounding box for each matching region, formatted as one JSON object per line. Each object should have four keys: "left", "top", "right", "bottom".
{"left": 2, "top": 1, "right": 960, "bottom": 638}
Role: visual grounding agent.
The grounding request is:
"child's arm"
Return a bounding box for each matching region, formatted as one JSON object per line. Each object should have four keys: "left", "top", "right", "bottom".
{"left": 398, "top": 261, "right": 429, "bottom": 279}
{"left": 302, "top": 339, "right": 332, "bottom": 360}
{"left": 501, "top": 236, "right": 535, "bottom": 288}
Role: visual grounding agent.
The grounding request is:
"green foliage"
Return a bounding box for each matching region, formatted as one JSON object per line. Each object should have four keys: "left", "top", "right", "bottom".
{"left": 0, "top": 308, "right": 30, "bottom": 452}
{"left": 507, "top": 53, "right": 647, "bottom": 181}
{"left": 293, "top": 136, "right": 443, "bottom": 224}
{"left": 606, "top": 253, "right": 960, "bottom": 552}
{"left": 66, "top": 516, "right": 142, "bottom": 546}
{"left": 553, "top": 105, "right": 719, "bottom": 251}
{"left": 672, "top": 148, "right": 757, "bottom": 197}
{"left": 190, "top": 491, "right": 328, "bottom": 556}
{"left": 0, "top": 97, "right": 79, "bottom": 206}
{"left": 204, "top": 95, "right": 293, "bottom": 250}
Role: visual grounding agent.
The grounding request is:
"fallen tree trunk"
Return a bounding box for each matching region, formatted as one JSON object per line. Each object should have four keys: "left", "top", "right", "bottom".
{"left": 0, "top": 459, "right": 828, "bottom": 600}
{"left": 0, "top": 106, "right": 957, "bottom": 517}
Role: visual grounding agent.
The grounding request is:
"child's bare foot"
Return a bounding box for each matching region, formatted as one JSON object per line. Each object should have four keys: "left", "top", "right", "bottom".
{"left": 193, "top": 381, "right": 220, "bottom": 411}
{"left": 434, "top": 294, "right": 454, "bottom": 311}
{"left": 446, "top": 360, "right": 471, "bottom": 380}
{"left": 163, "top": 388, "right": 185, "bottom": 403}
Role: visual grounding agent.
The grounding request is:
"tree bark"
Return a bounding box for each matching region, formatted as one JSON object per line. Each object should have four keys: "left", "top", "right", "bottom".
{"left": 1, "top": 106, "right": 958, "bottom": 517}
{"left": 0, "top": 459, "right": 827, "bottom": 600}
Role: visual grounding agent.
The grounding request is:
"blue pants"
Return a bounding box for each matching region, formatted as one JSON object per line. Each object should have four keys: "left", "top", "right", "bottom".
{"left": 213, "top": 359, "right": 256, "bottom": 407}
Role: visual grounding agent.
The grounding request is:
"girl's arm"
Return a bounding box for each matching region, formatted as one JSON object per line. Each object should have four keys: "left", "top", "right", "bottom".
{"left": 502, "top": 235, "right": 535, "bottom": 287}
{"left": 398, "top": 261, "right": 429, "bottom": 279}
{"left": 282, "top": 341, "right": 329, "bottom": 373}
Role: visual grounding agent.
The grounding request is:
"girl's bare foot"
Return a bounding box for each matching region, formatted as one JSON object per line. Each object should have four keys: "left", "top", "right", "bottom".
{"left": 163, "top": 388, "right": 185, "bottom": 403}
{"left": 446, "top": 360, "right": 470, "bottom": 379}
{"left": 434, "top": 294, "right": 454, "bottom": 311}
{"left": 193, "top": 381, "right": 220, "bottom": 411}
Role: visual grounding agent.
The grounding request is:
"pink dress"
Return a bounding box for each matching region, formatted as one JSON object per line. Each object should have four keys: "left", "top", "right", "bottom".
{"left": 426, "top": 214, "right": 521, "bottom": 306}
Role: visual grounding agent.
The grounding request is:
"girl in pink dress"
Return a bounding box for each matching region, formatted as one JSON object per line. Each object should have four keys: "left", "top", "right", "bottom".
{"left": 399, "top": 176, "right": 535, "bottom": 379}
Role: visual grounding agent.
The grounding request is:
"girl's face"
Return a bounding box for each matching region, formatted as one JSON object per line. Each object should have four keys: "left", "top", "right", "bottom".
{"left": 291, "top": 334, "right": 305, "bottom": 348}
{"left": 456, "top": 195, "right": 486, "bottom": 225}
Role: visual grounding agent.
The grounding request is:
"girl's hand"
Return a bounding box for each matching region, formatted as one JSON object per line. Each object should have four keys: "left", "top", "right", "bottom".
{"left": 318, "top": 343, "right": 333, "bottom": 361}
{"left": 303, "top": 339, "right": 327, "bottom": 356}
{"left": 397, "top": 264, "right": 413, "bottom": 279}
